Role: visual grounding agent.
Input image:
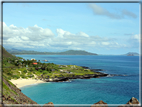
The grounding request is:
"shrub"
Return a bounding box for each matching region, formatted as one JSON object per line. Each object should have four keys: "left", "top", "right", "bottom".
{"left": 29, "top": 68, "right": 34, "bottom": 72}
{"left": 39, "top": 69, "right": 43, "bottom": 72}
{"left": 7, "top": 76, "right": 11, "bottom": 80}
{"left": 7, "top": 71, "right": 13, "bottom": 76}
{"left": 23, "top": 70, "right": 27, "bottom": 73}
{"left": 43, "top": 71, "right": 47, "bottom": 75}
{"left": 12, "top": 75, "right": 20, "bottom": 79}
{"left": 28, "top": 74, "right": 34, "bottom": 78}
{"left": 20, "top": 74, "right": 26, "bottom": 78}
{"left": 33, "top": 71, "right": 36, "bottom": 74}
{"left": 47, "top": 70, "right": 52, "bottom": 73}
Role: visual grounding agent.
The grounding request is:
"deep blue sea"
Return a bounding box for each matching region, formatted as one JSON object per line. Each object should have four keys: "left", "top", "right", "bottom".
{"left": 16, "top": 55, "right": 140, "bottom": 105}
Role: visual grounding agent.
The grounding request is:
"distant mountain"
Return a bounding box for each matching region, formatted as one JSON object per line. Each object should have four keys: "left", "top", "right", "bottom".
{"left": 59, "top": 50, "right": 97, "bottom": 55}
{"left": 6, "top": 48, "right": 29, "bottom": 53}
{"left": 1, "top": 46, "right": 15, "bottom": 58}
{"left": 6, "top": 48, "right": 97, "bottom": 55}
{"left": 124, "top": 52, "right": 139, "bottom": 56}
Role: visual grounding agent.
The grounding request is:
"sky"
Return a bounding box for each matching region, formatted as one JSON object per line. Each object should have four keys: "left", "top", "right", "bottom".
{"left": 2, "top": 2, "right": 140, "bottom": 55}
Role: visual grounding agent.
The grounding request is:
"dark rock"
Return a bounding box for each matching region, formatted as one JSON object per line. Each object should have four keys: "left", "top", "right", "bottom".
{"left": 91, "top": 100, "right": 108, "bottom": 107}
{"left": 118, "top": 97, "right": 140, "bottom": 107}
{"left": 54, "top": 77, "right": 69, "bottom": 82}
{"left": 126, "top": 97, "right": 139, "bottom": 104}
{"left": 43, "top": 102, "right": 54, "bottom": 107}
{"left": 45, "top": 72, "right": 108, "bottom": 82}
{"left": 81, "top": 66, "right": 89, "bottom": 69}
{"left": 91, "top": 69, "right": 104, "bottom": 72}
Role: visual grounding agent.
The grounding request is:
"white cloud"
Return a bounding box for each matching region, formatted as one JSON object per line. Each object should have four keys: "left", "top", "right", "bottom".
{"left": 3, "top": 22, "right": 55, "bottom": 49}
{"left": 21, "top": 36, "right": 29, "bottom": 40}
{"left": 101, "top": 42, "right": 110, "bottom": 45}
{"left": 130, "top": 34, "right": 140, "bottom": 43}
{"left": 9, "top": 24, "right": 17, "bottom": 28}
{"left": 77, "top": 32, "right": 89, "bottom": 37}
{"left": 56, "top": 28, "right": 67, "bottom": 38}
{"left": 3, "top": 22, "right": 130, "bottom": 51}
{"left": 3, "top": 23, "right": 54, "bottom": 41}
{"left": 132, "top": 34, "right": 140, "bottom": 42}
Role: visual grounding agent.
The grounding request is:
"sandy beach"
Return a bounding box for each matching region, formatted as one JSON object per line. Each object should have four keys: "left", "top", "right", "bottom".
{"left": 10, "top": 78, "right": 46, "bottom": 88}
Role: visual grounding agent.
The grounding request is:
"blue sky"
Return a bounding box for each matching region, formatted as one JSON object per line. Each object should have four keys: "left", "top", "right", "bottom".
{"left": 2, "top": 3, "right": 140, "bottom": 54}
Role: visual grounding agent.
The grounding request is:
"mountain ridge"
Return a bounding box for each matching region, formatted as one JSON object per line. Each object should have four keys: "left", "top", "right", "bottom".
{"left": 6, "top": 48, "right": 97, "bottom": 55}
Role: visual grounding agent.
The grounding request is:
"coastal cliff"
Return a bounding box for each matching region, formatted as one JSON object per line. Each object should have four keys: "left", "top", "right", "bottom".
{"left": 2, "top": 77, "right": 40, "bottom": 105}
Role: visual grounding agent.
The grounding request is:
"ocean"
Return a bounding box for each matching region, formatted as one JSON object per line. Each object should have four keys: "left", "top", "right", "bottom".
{"left": 16, "top": 55, "right": 140, "bottom": 105}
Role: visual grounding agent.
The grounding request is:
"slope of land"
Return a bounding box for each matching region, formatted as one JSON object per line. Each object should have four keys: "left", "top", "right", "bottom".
{"left": 3, "top": 77, "right": 39, "bottom": 105}
{"left": 1, "top": 46, "right": 15, "bottom": 58}
{"left": 6, "top": 48, "right": 97, "bottom": 55}
{"left": 2, "top": 46, "right": 40, "bottom": 105}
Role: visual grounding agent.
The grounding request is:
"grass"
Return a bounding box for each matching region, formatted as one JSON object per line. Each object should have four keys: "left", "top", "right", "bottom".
{"left": 3, "top": 56, "right": 98, "bottom": 81}
{"left": 3, "top": 81, "right": 18, "bottom": 95}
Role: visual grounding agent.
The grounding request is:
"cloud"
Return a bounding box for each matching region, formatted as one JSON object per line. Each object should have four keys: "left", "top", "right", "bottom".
{"left": 88, "top": 4, "right": 137, "bottom": 19}
{"left": 126, "top": 34, "right": 140, "bottom": 48}
{"left": 3, "top": 22, "right": 130, "bottom": 52}
{"left": 50, "top": 28, "right": 127, "bottom": 50}
{"left": 131, "top": 34, "right": 140, "bottom": 42}
{"left": 42, "top": 19, "right": 47, "bottom": 21}
{"left": 101, "top": 42, "right": 110, "bottom": 45}
{"left": 3, "top": 22, "right": 54, "bottom": 49}
{"left": 3, "top": 23, "right": 54, "bottom": 41}
{"left": 77, "top": 32, "right": 89, "bottom": 37}
{"left": 21, "top": 36, "right": 29, "bottom": 40}
{"left": 124, "top": 33, "right": 134, "bottom": 36}
{"left": 88, "top": 4, "right": 122, "bottom": 19}
{"left": 122, "top": 9, "right": 137, "bottom": 18}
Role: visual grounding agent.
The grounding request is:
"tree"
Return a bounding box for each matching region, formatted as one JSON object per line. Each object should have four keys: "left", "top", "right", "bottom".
{"left": 23, "top": 70, "right": 27, "bottom": 73}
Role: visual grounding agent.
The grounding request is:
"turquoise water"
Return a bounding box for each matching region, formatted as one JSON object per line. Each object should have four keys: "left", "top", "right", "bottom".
{"left": 17, "top": 55, "right": 140, "bottom": 104}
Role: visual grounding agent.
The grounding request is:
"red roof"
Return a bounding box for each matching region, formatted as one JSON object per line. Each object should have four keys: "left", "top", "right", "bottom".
{"left": 33, "top": 63, "right": 37, "bottom": 65}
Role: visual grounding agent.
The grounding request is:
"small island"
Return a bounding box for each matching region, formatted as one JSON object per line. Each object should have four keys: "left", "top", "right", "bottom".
{"left": 124, "top": 52, "right": 139, "bottom": 56}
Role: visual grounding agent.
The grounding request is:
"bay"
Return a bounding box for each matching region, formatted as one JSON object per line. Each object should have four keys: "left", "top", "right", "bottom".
{"left": 16, "top": 55, "right": 139, "bottom": 104}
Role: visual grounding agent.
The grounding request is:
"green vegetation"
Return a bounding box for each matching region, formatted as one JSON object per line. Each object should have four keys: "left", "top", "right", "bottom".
{"left": 3, "top": 56, "right": 97, "bottom": 80}
{"left": 3, "top": 46, "right": 98, "bottom": 81}
{"left": 3, "top": 81, "right": 17, "bottom": 95}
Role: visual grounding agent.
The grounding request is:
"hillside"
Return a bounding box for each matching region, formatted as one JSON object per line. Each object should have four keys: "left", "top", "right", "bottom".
{"left": 6, "top": 48, "right": 97, "bottom": 55}
{"left": 1, "top": 46, "right": 15, "bottom": 58}
{"left": 3, "top": 77, "right": 39, "bottom": 105}
{"left": 2, "top": 46, "right": 40, "bottom": 105}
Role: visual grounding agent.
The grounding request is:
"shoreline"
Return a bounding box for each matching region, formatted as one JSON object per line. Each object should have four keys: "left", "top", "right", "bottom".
{"left": 10, "top": 78, "right": 46, "bottom": 88}
{"left": 10, "top": 72, "right": 108, "bottom": 88}
{"left": 9, "top": 66, "right": 108, "bottom": 88}
{"left": 44, "top": 72, "right": 108, "bottom": 82}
